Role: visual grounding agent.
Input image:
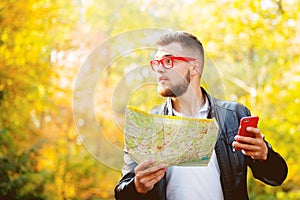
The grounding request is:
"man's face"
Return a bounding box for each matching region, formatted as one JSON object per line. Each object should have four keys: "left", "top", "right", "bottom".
{"left": 153, "top": 42, "right": 192, "bottom": 97}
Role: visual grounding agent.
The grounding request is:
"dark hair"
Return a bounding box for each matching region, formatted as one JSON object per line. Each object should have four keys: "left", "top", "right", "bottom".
{"left": 156, "top": 31, "right": 204, "bottom": 65}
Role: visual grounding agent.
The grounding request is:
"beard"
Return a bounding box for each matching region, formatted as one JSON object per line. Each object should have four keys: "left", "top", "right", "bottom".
{"left": 158, "top": 71, "right": 190, "bottom": 97}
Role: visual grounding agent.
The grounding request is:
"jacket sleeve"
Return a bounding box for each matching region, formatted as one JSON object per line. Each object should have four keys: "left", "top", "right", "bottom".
{"left": 246, "top": 140, "right": 288, "bottom": 186}
{"left": 114, "top": 152, "right": 141, "bottom": 200}
{"left": 232, "top": 102, "right": 288, "bottom": 186}
{"left": 114, "top": 152, "right": 165, "bottom": 200}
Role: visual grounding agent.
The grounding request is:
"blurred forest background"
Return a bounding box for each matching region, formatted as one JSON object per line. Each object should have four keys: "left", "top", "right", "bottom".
{"left": 1, "top": 0, "right": 300, "bottom": 199}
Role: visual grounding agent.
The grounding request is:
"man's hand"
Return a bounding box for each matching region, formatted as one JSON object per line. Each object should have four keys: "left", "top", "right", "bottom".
{"left": 233, "top": 127, "right": 268, "bottom": 161}
{"left": 134, "top": 159, "right": 166, "bottom": 194}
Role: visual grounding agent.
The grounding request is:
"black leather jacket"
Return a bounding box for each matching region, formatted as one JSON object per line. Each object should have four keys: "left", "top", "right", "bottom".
{"left": 115, "top": 89, "right": 288, "bottom": 200}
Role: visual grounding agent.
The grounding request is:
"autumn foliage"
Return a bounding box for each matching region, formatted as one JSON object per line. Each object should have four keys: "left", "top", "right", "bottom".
{"left": 1, "top": 0, "right": 299, "bottom": 199}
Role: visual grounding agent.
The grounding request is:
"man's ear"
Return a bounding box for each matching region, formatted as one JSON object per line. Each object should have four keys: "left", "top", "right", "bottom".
{"left": 190, "top": 60, "right": 202, "bottom": 75}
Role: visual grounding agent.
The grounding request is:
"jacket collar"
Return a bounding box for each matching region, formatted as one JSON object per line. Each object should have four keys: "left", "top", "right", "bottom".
{"left": 162, "top": 87, "right": 216, "bottom": 118}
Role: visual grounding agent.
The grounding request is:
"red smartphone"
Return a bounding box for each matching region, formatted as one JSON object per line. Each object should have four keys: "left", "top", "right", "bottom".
{"left": 238, "top": 116, "right": 259, "bottom": 138}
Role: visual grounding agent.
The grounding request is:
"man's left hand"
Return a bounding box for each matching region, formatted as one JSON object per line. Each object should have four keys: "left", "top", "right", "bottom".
{"left": 233, "top": 127, "right": 268, "bottom": 161}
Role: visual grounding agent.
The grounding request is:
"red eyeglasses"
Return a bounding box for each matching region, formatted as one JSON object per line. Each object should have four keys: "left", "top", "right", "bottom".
{"left": 150, "top": 56, "right": 196, "bottom": 72}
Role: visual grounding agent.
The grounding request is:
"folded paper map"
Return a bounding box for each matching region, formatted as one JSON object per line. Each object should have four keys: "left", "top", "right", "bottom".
{"left": 124, "top": 106, "right": 219, "bottom": 166}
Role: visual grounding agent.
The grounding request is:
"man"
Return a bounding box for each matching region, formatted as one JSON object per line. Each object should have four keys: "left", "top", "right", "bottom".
{"left": 115, "top": 31, "right": 288, "bottom": 200}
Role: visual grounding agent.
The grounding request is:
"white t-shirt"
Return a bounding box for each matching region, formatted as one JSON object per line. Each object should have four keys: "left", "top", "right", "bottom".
{"left": 167, "top": 97, "right": 224, "bottom": 200}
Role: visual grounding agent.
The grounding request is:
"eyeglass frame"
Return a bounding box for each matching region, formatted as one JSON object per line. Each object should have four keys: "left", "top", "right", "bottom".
{"left": 150, "top": 56, "right": 197, "bottom": 72}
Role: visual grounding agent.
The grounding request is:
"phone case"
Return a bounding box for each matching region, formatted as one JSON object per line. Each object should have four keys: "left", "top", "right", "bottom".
{"left": 238, "top": 116, "right": 259, "bottom": 137}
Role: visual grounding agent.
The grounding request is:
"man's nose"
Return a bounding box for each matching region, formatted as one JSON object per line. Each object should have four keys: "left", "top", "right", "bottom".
{"left": 156, "top": 62, "right": 165, "bottom": 73}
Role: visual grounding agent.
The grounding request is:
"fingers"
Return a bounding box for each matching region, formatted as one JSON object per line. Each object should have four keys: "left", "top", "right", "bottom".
{"left": 246, "top": 127, "right": 261, "bottom": 137}
{"left": 135, "top": 164, "right": 166, "bottom": 181}
{"left": 234, "top": 127, "right": 263, "bottom": 146}
{"left": 233, "top": 129, "right": 268, "bottom": 160}
{"left": 134, "top": 159, "right": 166, "bottom": 194}
{"left": 241, "top": 149, "right": 268, "bottom": 160}
{"left": 233, "top": 140, "right": 261, "bottom": 152}
{"left": 134, "top": 159, "right": 156, "bottom": 172}
{"left": 135, "top": 167, "right": 166, "bottom": 193}
{"left": 233, "top": 140, "right": 268, "bottom": 160}
{"left": 135, "top": 160, "right": 166, "bottom": 177}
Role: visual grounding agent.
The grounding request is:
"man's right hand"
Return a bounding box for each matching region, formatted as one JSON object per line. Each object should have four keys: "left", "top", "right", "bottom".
{"left": 134, "top": 159, "right": 166, "bottom": 194}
